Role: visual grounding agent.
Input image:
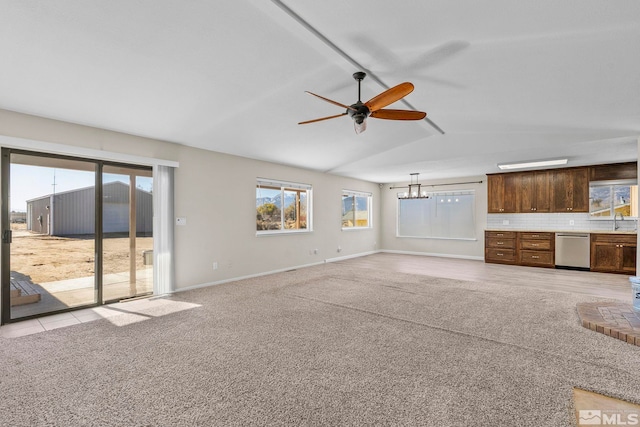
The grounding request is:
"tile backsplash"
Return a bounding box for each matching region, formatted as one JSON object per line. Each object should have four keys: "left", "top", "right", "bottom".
{"left": 487, "top": 213, "right": 638, "bottom": 232}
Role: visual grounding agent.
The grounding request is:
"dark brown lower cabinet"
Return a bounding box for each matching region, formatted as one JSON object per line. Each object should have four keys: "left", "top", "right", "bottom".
{"left": 518, "top": 232, "right": 555, "bottom": 268}
{"left": 485, "top": 231, "right": 554, "bottom": 267}
{"left": 590, "top": 234, "right": 637, "bottom": 274}
{"left": 485, "top": 231, "right": 516, "bottom": 264}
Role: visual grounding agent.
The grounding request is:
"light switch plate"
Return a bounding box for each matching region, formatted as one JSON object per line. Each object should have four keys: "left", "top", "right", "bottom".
{"left": 176, "top": 217, "right": 187, "bottom": 226}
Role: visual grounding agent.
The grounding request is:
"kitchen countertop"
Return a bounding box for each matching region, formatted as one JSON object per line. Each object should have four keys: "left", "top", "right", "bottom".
{"left": 486, "top": 229, "right": 637, "bottom": 234}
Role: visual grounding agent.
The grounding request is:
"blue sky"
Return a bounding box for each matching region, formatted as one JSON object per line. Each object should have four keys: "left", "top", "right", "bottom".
{"left": 10, "top": 164, "right": 153, "bottom": 211}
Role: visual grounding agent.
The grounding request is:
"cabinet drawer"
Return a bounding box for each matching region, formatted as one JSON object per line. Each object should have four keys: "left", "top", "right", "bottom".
{"left": 591, "top": 233, "right": 637, "bottom": 244}
{"left": 485, "top": 231, "right": 516, "bottom": 239}
{"left": 486, "top": 248, "right": 516, "bottom": 262}
{"left": 520, "top": 232, "right": 552, "bottom": 240}
{"left": 519, "top": 250, "right": 554, "bottom": 266}
{"left": 520, "top": 240, "right": 551, "bottom": 250}
{"left": 486, "top": 237, "right": 516, "bottom": 249}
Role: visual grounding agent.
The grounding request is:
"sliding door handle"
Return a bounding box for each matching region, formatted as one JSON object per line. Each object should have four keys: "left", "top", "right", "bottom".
{"left": 2, "top": 229, "right": 12, "bottom": 244}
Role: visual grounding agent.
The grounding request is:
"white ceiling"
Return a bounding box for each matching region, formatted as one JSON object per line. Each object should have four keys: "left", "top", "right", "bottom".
{"left": 1, "top": 1, "right": 639, "bottom": 184}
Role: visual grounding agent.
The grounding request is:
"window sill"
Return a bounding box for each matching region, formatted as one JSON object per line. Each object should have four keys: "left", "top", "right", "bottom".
{"left": 256, "top": 229, "right": 312, "bottom": 236}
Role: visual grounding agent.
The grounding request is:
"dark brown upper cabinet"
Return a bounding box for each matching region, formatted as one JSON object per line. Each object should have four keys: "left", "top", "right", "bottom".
{"left": 551, "top": 167, "right": 589, "bottom": 212}
{"left": 589, "top": 162, "right": 637, "bottom": 181}
{"left": 487, "top": 174, "right": 518, "bottom": 213}
{"left": 518, "top": 170, "right": 551, "bottom": 213}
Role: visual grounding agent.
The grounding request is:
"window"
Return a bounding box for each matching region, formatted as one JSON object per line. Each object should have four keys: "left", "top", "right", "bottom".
{"left": 256, "top": 178, "right": 311, "bottom": 234}
{"left": 397, "top": 190, "right": 476, "bottom": 239}
{"left": 342, "top": 190, "right": 372, "bottom": 229}
{"left": 590, "top": 180, "right": 638, "bottom": 218}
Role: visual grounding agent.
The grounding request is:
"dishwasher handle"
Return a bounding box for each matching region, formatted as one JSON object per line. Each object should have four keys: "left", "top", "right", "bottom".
{"left": 556, "top": 233, "right": 589, "bottom": 238}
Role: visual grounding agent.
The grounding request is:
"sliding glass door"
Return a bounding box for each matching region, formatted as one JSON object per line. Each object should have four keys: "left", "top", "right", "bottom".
{"left": 1, "top": 149, "right": 153, "bottom": 323}
{"left": 102, "top": 165, "right": 153, "bottom": 302}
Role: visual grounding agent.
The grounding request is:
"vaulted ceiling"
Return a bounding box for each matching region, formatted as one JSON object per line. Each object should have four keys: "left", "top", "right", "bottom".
{"left": 1, "top": 1, "right": 639, "bottom": 183}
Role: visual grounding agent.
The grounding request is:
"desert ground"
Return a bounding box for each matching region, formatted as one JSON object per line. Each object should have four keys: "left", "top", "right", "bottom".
{"left": 9, "top": 223, "right": 152, "bottom": 284}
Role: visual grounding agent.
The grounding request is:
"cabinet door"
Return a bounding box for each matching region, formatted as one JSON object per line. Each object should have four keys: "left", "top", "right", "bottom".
{"left": 551, "top": 169, "right": 570, "bottom": 212}
{"left": 552, "top": 168, "right": 588, "bottom": 212}
{"left": 503, "top": 173, "right": 519, "bottom": 213}
{"left": 534, "top": 171, "right": 551, "bottom": 212}
{"left": 590, "top": 242, "right": 619, "bottom": 272}
{"left": 570, "top": 167, "right": 589, "bottom": 212}
{"left": 518, "top": 172, "right": 534, "bottom": 212}
{"left": 487, "top": 175, "right": 505, "bottom": 213}
{"left": 590, "top": 162, "right": 638, "bottom": 181}
{"left": 621, "top": 244, "right": 637, "bottom": 274}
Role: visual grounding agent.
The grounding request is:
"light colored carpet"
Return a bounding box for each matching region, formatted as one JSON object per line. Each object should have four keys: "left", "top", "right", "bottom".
{"left": 1, "top": 260, "right": 639, "bottom": 426}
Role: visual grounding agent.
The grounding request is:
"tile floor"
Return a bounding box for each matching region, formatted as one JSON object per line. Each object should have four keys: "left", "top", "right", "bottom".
{"left": 0, "top": 297, "right": 168, "bottom": 338}
{"left": 577, "top": 301, "right": 640, "bottom": 346}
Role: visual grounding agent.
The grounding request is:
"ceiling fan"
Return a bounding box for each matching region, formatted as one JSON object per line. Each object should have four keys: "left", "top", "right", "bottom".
{"left": 299, "top": 71, "right": 426, "bottom": 134}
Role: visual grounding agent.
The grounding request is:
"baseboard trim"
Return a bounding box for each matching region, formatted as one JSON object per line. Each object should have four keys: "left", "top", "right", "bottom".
{"left": 325, "top": 250, "right": 380, "bottom": 263}
{"left": 380, "top": 249, "right": 484, "bottom": 261}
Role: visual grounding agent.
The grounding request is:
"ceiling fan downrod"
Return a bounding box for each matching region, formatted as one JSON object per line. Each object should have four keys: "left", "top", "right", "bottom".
{"left": 349, "top": 71, "right": 370, "bottom": 130}
{"left": 353, "top": 71, "right": 366, "bottom": 102}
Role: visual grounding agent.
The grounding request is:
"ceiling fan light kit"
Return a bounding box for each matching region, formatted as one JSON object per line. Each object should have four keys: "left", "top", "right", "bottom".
{"left": 299, "top": 71, "right": 427, "bottom": 134}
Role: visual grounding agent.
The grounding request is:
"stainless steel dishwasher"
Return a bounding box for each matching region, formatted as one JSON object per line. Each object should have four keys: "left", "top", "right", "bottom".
{"left": 555, "top": 232, "right": 590, "bottom": 270}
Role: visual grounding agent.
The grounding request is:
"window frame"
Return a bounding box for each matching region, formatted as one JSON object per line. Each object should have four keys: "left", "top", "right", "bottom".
{"left": 256, "top": 178, "right": 312, "bottom": 235}
{"left": 341, "top": 190, "right": 373, "bottom": 230}
{"left": 589, "top": 179, "right": 638, "bottom": 219}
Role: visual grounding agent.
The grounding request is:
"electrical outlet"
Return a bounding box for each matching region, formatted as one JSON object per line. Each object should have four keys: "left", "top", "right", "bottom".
{"left": 176, "top": 217, "right": 187, "bottom": 226}
{"left": 313, "top": 249, "right": 318, "bottom": 255}
{"left": 569, "top": 220, "right": 575, "bottom": 226}
{"left": 213, "top": 262, "right": 218, "bottom": 270}
{"left": 502, "top": 219, "right": 509, "bottom": 225}
{"left": 337, "top": 246, "right": 342, "bottom": 253}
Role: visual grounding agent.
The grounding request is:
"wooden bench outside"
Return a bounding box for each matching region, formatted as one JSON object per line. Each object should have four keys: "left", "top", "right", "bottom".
{"left": 10, "top": 280, "right": 42, "bottom": 306}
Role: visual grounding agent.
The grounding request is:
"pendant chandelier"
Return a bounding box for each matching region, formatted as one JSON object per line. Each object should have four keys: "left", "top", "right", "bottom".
{"left": 397, "top": 173, "right": 430, "bottom": 199}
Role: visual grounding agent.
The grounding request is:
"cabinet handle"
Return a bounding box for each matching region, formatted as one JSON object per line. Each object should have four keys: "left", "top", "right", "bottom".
{"left": 497, "top": 242, "right": 504, "bottom": 245}
{"left": 532, "top": 234, "right": 539, "bottom": 237}
{"left": 532, "top": 243, "right": 539, "bottom": 246}
{"left": 497, "top": 253, "right": 504, "bottom": 256}
{"left": 532, "top": 256, "right": 539, "bottom": 259}
{"left": 497, "top": 233, "right": 503, "bottom": 237}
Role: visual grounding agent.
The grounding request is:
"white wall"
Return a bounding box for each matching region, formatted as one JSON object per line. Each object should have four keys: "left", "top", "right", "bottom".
{"left": 172, "top": 147, "right": 380, "bottom": 289}
{"left": 0, "top": 109, "right": 380, "bottom": 290}
{"left": 380, "top": 176, "right": 487, "bottom": 260}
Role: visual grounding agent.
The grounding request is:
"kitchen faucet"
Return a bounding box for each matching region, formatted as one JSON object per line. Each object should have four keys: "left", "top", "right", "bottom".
{"left": 614, "top": 212, "right": 624, "bottom": 230}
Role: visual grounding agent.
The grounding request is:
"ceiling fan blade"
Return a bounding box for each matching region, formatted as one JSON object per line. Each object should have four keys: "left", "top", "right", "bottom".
{"left": 298, "top": 112, "right": 347, "bottom": 125}
{"left": 364, "top": 82, "right": 414, "bottom": 112}
{"left": 370, "top": 109, "right": 427, "bottom": 121}
{"left": 305, "top": 91, "right": 356, "bottom": 111}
